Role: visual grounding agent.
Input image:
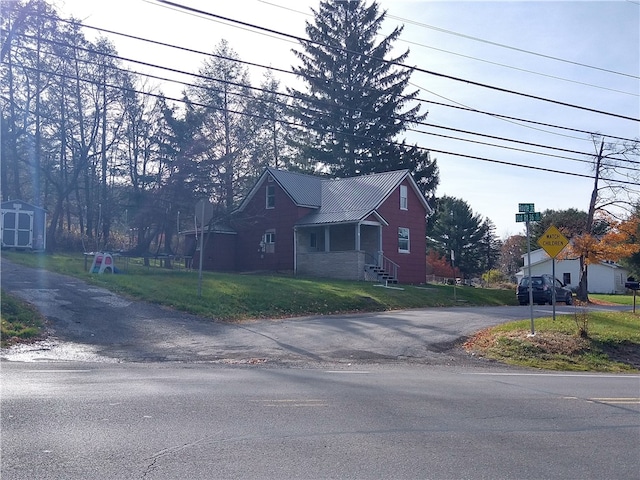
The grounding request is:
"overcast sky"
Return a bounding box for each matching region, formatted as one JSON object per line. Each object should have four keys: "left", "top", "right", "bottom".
{"left": 55, "top": 0, "right": 640, "bottom": 239}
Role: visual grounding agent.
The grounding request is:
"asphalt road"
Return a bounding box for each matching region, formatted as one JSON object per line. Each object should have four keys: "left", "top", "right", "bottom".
{"left": 2, "top": 260, "right": 639, "bottom": 479}
{"left": 2, "top": 363, "right": 639, "bottom": 480}
{"left": 0, "top": 259, "right": 625, "bottom": 366}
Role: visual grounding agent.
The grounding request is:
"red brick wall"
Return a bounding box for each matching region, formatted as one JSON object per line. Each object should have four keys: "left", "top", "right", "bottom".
{"left": 377, "top": 180, "right": 427, "bottom": 284}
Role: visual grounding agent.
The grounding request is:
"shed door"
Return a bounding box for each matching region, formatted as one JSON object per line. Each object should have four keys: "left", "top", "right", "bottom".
{"left": 1, "top": 210, "right": 33, "bottom": 248}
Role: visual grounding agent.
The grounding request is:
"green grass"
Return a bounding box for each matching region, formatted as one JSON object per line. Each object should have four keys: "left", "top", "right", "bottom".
{"left": 3, "top": 251, "right": 517, "bottom": 321}
{"left": 1, "top": 289, "right": 46, "bottom": 347}
{"left": 466, "top": 310, "right": 640, "bottom": 372}
{"left": 590, "top": 293, "right": 637, "bottom": 306}
{"left": 6, "top": 252, "right": 638, "bottom": 372}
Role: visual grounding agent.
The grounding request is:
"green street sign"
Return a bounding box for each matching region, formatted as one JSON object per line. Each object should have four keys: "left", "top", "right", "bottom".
{"left": 518, "top": 203, "right": 535, "bottom": 213}
{"left": 515, "top": 212, "right": 541, "bottom": 222}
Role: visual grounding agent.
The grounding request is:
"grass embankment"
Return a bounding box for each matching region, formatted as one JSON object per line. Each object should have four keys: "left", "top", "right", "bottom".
{"left": 465, "top": 310, "right": 640, "bottom": 372}
{"left": 2, "top": 251, "right": 516, "bottom": 322}
{"left": 1, "top": 290, "right": 46, "bottom": 347}
{"left": 4, "top": 251, "right": 638, "bottom": 372}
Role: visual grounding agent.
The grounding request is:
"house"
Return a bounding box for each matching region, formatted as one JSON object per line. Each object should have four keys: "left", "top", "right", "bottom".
{"left": 1, "top": 200, "right": 47, "bottom": 251}
{"left": 184, "top": 167, "right": 433, "bottom": 284}
{"left": 515, "top": 248, "right": 629, "bottom": 294}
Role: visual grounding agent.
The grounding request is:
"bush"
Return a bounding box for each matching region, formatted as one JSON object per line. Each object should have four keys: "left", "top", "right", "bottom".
{"left": 482, "top": 269, "right": 506, "bottom": 285}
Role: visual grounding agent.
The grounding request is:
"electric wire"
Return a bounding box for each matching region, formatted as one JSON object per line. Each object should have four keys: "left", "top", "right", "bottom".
{"left": 9, "top": 59, "right": 639, "bottom": 188}
{"left": 153, "top": 0, "right": 639, "bottom": 122}
{"left": 43, "top": 15, "right": 640, "bottom": 144}
{"left": 258, "top": 0, "right": 639, "bottom": 96}
{"left": 12, "top": 35, "right": 640, "bottom": 172}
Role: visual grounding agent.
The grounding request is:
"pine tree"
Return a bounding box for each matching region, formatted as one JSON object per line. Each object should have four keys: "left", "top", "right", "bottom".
{"left": 289, "top": 0, "right": 438, "bottom": 196}
{"left": 426, "top": 196, "right": 492, "bottom": 277}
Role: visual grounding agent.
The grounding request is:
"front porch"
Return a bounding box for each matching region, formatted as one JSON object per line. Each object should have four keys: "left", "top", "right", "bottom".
{"left": 294, "top": 223, "right": 397, "bottom": 282}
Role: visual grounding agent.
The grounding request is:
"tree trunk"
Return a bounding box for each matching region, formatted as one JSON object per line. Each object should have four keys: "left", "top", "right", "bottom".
{"left": 577, "top": 137, "right": 605, "bottom": 302}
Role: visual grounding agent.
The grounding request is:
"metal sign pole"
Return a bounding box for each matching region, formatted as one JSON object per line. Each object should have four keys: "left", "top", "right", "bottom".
{"left": 552, "top": 257, "right": 556, "bottom": 321}
{"left": 526, "top": 218, "right": 534, "bottom": 336}
{"left": 197, "top": 201, "right": 205, "bottom": 297}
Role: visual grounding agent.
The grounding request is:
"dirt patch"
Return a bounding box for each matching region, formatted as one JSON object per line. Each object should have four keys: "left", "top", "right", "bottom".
{"left": 465, "top": 330, "right": 589, "bottom": 356}
{"left": 464, "top": 329, "right": 640, "bottom": 370}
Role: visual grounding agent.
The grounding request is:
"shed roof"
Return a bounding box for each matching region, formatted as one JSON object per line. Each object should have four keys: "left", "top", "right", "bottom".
{"left": 1, "top": 199, "right": 46, "bottom": 212}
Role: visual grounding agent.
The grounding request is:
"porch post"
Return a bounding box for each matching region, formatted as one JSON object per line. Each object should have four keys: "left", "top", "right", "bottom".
{"left": 293, "top": 227, "right": 297, "bottom": 275}
{"left": 355, "top": 223, "right": 361, "bottom": 251}
{"left": 378, "top": 225, "right": 383, "bottom": 266}
{"left": 324, "top": 226, "right": 330, "bottom": 252}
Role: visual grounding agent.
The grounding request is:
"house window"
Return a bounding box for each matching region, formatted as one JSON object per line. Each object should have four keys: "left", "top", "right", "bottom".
{"left": 310, "top": 232, "right": 317, "bottom": 249}
{"left": 563, "top": 272, "right": 571, "bottom": 285}
{"left": 400, "top": 185, "right": 408, "bottom": 210}
{"left": 263, "top": 230, "right": 275, "bottom": 253}
{"left": 398, "top": 227, "right": 410, "bottom": 253}
{"left": 266, "top": 185, "right": 275, "bottom": 209}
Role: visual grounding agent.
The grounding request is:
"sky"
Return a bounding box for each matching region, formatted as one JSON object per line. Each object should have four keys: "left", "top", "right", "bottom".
{"left": 53, "top": 0, "right": 640, "bottom": 239}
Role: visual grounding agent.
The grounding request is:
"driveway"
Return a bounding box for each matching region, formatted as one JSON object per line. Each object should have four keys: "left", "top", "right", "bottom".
{"left": 0, "top": 259, "right": 618, "bottom": 365}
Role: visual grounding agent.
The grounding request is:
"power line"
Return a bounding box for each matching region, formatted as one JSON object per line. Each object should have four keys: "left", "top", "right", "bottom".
{"left": 153, "top": 0, "right": 639, "bottom": 123}
{"left": 9, "top": 58, "right": 639, "bottom": 188}
{"left": 49, "top": 15, "right": 640, "bottom": 143}
{"left": 383, "top": 14, "right": 640, "bottom": 80}
{"left": 258, "top": 0, "right": 639, "bottom": 96}
{"left": 14, "top": 34, "right": 640, "bottom": 172}
{"left": 12, "top": 32, "right": 640, "bottom": 171}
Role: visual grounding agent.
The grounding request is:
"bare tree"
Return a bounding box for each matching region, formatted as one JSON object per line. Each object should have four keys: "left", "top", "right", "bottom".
{"left": 574, "top": 134, "right": 640, "bottom": 301}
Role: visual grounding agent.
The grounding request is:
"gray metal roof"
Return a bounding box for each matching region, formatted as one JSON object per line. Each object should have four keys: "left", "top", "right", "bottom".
{"left": 296, "top": 170, "right": 410, "bottom": 226}
{"left": 267, "top": 168, "right": 322, "bottom": 207}
{"left": 237, "top": 167, "right": 430, "bottom": 226}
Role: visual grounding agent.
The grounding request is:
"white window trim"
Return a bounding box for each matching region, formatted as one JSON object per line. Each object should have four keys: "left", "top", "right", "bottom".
{"left": 266, "top": 185, "right": 275, "bottom": 209}
{"left": 400, "top": 185, "right": 408, "bottom": 211}
{"left": 264, "top": 230, "right": 275, "bottom": 253}
{"left": 398, "top": 227, "right": 410, "bottom": 253}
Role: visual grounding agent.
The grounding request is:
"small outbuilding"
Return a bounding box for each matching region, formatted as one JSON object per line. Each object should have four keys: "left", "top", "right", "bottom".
{"left": 1, "top": 200, "right": 47, "bottom": 251}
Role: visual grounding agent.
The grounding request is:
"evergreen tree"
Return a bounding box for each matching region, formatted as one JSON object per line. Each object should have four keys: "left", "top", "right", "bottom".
{"left": 478, "top": 219, "right": 501, "bottom": 272}
{"left": 289, "top": 0, "right": 438, "bottom": 197}
{"left": 187, "top": 40, "right": 259, "bottom": 211}
{"left": 426, "top": 196, "right": 492, "bottom": 277}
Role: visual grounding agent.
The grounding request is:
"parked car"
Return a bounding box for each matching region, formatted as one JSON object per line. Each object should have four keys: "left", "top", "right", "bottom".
{"left": 517, "top": 274, "right": 573, "bottom": 305}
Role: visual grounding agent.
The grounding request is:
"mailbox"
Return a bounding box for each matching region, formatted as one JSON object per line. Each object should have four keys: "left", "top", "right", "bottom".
{"left": 625, "top": 277, "right": 640, "bottom": 291}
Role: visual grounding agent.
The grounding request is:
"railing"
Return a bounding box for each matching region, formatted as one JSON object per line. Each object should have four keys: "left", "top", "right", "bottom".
{"left": 364, "top": 251, "right": 399, "bottom": 283}
{"left": 381, "top": 254, "right": 399, "bottom": 282}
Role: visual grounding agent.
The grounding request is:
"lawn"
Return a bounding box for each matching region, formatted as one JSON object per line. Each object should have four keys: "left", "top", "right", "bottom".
{"left": 464, "top": 310, "right": 640, "bottom": 372}
{"left": 2, "top": 251, "right": 517, "bottom": 321}
{"left": 4, "top": 251, "right": 638, "bottom": 373}
{"left": 1, "top": 289, "right": 47, "bottom": 347}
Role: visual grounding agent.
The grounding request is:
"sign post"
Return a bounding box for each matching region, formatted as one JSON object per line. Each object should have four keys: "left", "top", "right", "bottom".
{"left": 537, "top": 225, "right": 569, "bottom": 321}
{"left": 195, "top": 199, "right": 214, "bottom": 297}
{"left": 516, "top": 203, "right": 541, "bottom": 336}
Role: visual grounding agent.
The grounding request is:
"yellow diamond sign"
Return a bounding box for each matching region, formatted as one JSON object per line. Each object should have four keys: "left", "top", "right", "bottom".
{"left": 538, "top": 225, "right": 569, "bottom": 258}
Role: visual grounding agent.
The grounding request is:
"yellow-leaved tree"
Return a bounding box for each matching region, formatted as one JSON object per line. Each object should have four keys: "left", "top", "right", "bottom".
{"left": 564, "top": 214, "right": 640, "bottom": 301}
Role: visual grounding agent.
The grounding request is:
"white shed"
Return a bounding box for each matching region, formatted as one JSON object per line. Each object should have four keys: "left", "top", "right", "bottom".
{"left": 1, "top": 200, "right": 47, "bottom": 251}
{"left": 516, "top": 249, "right": 628, "bottom": 294}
